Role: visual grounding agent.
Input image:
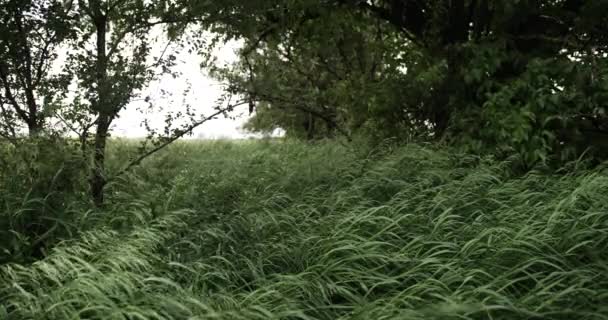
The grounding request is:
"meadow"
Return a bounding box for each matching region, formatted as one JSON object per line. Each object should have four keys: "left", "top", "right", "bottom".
{"left": 1, "top": 139, "right": 608, "bottom": 319}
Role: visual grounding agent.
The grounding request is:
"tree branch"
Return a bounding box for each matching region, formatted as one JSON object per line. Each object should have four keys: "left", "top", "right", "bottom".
{"left": 0, "top": 65, "right": 30, "bottom": 122}
{"left": 33, "top": 31, "right": 56, "bottom": 88}
{"left": 79, "top": 0, "right": 95, "bottom": 19}
{"left": 0, "top": 101, "right": 18, "bottom": 142}
{"left": 107, "top": 0, "right": 129, "bottom": 13}
{"left": 13, "top": 8, "right": 39, "bottom": 121}
{"left": 110, "top": 101, "right": 249, "bottom": 180}
{"left": 353, "top": 0, "right": 421, "bottom": 46}
{"left": 253, "top": 92, "right": 351, "bottom": 141}
{"left": 241, "top": 26, "right": 277, "bottom": 56}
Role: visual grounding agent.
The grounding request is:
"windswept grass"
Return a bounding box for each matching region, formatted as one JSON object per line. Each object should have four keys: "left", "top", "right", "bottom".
{"left": 1, "top": 140, "right": 608, "bottom": 319}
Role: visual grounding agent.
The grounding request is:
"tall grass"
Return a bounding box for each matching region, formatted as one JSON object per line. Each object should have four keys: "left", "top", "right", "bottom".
{"left": 0, "top": 138, "right": 88, "bottom": 263}
{"left": 1, "top": 139, "right": 607, "bottom": 319}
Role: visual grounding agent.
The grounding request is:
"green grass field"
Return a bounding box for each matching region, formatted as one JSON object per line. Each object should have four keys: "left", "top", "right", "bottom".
{"left": 1, "top": 139, "right": 608, "bottom": 319}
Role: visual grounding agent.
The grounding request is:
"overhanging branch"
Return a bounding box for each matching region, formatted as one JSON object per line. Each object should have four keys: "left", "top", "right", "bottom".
{"left": 110, "top": 101, "right": 249, "bottom": 181}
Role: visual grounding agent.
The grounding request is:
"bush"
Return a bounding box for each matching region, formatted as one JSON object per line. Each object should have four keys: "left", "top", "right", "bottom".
{"left": 0, "top": 136, "right": 88, "bottom": 263}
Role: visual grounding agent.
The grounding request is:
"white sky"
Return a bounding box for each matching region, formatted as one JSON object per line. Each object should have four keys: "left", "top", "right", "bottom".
{"left": 110, "top": 31, "right": 256, "bottom": 139}
{"left": 50, "top": 25, "right": 280, "bottom": 140}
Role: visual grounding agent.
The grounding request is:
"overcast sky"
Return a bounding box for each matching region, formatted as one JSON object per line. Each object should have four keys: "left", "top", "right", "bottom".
{"left": 110, "top": 34, "right": 255, "bottom": 139}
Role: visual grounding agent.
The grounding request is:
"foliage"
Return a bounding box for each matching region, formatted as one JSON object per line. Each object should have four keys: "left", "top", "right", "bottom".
{"left": 0, "top": 0, "right": 75, "bottom": 137}
{"left": 1, "top": 1, "right": 608, "bottom": 318}
{"left": 2, "top": 140, "right": 608, "bottom": 319}
{"left": 189, "top": 0, "right": 608, "bottom": 165}
{"left": 0, "top": 137, "right": 88, "bottom": 264}
{"left": 205, "top": 2, "right": 419, "bottom": 141}
{"left": 55, "top": 0, "right": 219, "bottom": 205}
{"left": 452, "top": 39, "right": 608, "bottom": 167}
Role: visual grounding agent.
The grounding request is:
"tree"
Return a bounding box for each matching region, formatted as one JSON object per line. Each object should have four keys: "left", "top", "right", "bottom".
{"left": 0, "top": 0, "right": 74, "bottom": 138}
{"left": 351, "top": 0, "right": 608, "bottom": 163}
{"left": 188, "top": 0, "right": 608, "bottom": 164}
{"left": 192, "top": 1, "right": 415, "bottom": 140}
{"left": 65, "top": 0, "right": 181, "bottom": 206}
{"left": 64, "top": 0, "right": 243, "bottom": 206}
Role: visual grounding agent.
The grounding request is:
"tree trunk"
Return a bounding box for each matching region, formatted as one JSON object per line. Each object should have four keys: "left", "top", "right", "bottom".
{"left": 89, "top": 2, "right": 109, "bottom": 207}
{"left": 305, "top": 112, "right": 316, "bottom": 140}
{"left": 432, "top": 49, "right": 463, "bottom": 137}
{"left": 431, "top": 0, "right": 469, "bottom": 138}
{"left": 27, "top": 121, "right": 42, "bottom": 137}
{"left": 91, "top": 115, "right": 110, "bottom": 207}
